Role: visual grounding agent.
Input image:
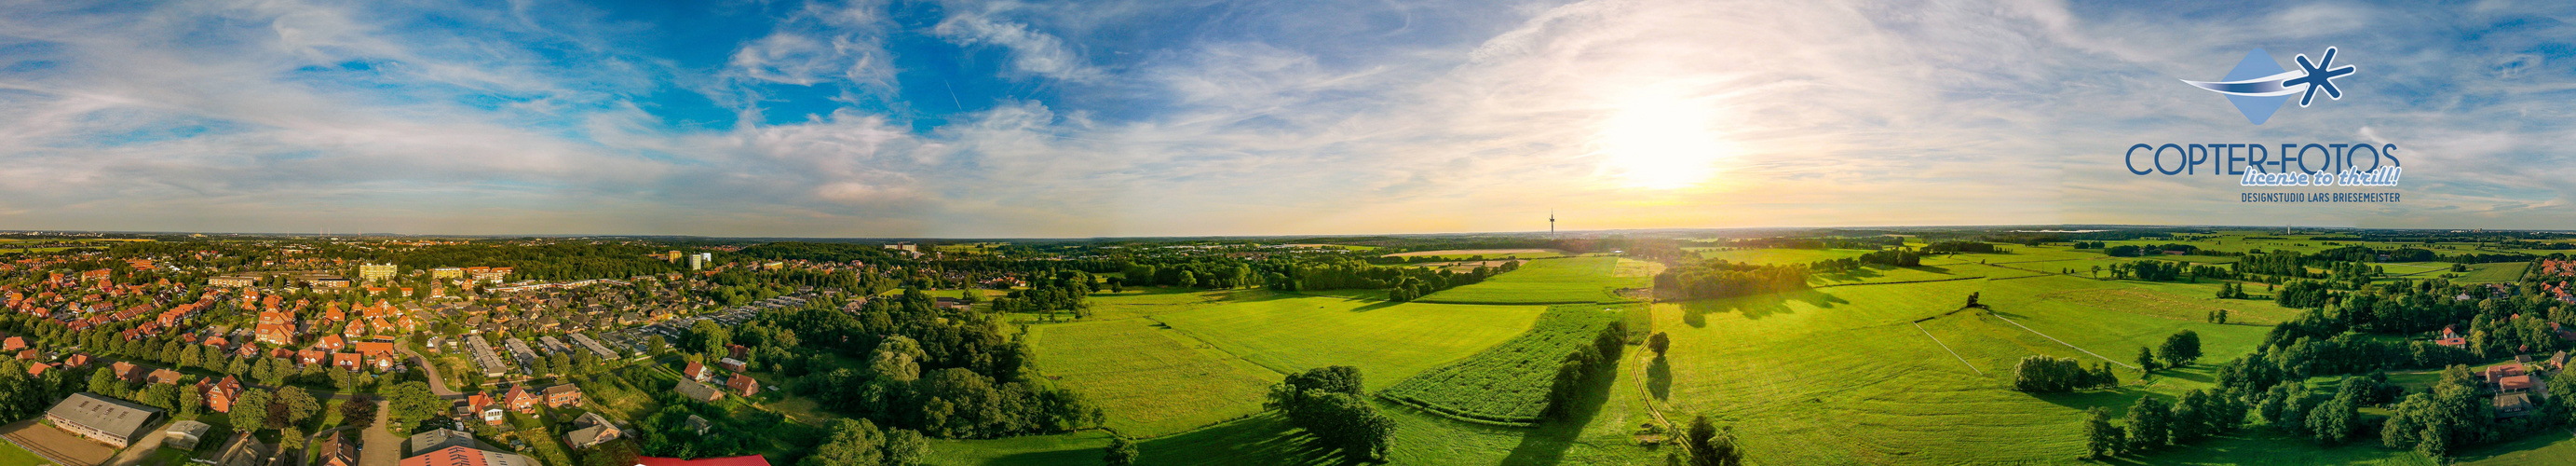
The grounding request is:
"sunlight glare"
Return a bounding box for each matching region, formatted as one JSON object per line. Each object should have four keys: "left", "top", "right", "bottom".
{"left": 1593, "top": 94, "right": 1727, "bottom": 190}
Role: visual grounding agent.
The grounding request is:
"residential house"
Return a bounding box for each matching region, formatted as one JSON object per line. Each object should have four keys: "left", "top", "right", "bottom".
{"left": 506, "top": 385, "right": 538, "bottom": 414}
{"left": 542, "top": 384, "right": 582, "bottom": 408}
{"left": 315, "top": 431, "right": 359, "bottom": 466}
{"left": 726, "top": 374, "right": 760, "bottom": 397}
{"left": 564, "top": 412, "right": 622, "bottom": 449}
{"left": 145, "top": 369, "right": 183, "bottom": 385}
{"left": 406, "top": 429, "right": 481, "bottom": 456}
{"left": 401, "top": 445, "right": 538, "bottom": 466}
{"left": 673, "top": 379, "right": 723, "bottom": 403}
{"left": 683, "top": 361, "right": 712, "bottom": 382}
{"left": 199, "top": 376, "right": 244, "bottom": 413}
{"left": 716, "top": 358, "right": 746, "bottom": 373}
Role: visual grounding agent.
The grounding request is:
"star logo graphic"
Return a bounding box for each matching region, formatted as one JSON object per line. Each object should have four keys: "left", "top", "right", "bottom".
{"left": 2181, "top": 48, "right": 2358, "bottom": 125}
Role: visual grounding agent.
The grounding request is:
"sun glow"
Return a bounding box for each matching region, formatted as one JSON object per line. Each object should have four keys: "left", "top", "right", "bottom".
{"left": 1593, "top": 94, "right": 1729, "bottom": 190}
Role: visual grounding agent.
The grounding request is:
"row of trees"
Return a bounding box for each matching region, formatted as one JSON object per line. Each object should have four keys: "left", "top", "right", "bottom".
{"left": 1654, "top": 260, "right": 1809, "bottom": 301}
{"left": 2010, "top": 355, "right": 2119, "bottom": 392}
{"left": 2082, "top": 387, "right": 2251, "bottom": 458}
{"left": 1547, "top": 322, "right": 1628, "bottom": 418}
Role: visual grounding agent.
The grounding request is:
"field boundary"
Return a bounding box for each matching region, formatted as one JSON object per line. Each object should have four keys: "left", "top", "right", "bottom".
{"left": 1987, "top": 312, "right": 2139, "bottom": 369}
{"left": 1913, "top": 322, "right": 1984, "bottom": 376}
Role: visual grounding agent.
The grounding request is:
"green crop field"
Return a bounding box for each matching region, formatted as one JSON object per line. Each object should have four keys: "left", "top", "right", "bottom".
{"left": 2458, "top": 261, "right": 2530, "bottom": 282}
{"left": 1151, "top": 293, "right": 1550, "bottom": 391}
{"left": 1416, "top": 256, "right": 1647, "bottom": 305}
{"left": 1027, "top": 318, "right": 1283, "bottom": 437}
{"left": 1379, "top": 305, "right": 1620, "bottom": 424}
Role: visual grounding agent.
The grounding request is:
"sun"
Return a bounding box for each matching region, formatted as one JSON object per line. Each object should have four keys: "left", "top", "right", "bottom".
{"left": 1593, "top": 94, "right": 1728, "bottom": 190}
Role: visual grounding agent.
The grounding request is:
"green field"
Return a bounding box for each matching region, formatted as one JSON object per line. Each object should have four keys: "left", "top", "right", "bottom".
{"left": 1379, "top": 305, "right": 1620, "bottom": 424}
{"left": 1385, "top": 249, "right": 1566, "bottom": 260}
{"left": 0, "top": 442, "right": 53, "bottom": 466}
{"left": 1416, "top": 256, "right": 1647, "bottom": 304}
{"left": 939, "top": 236, "right": 2524, "bottom": 465}
{"left": 2457, "top": 261, "right": 2530, "bottom": 282}
{"left": 1027, "top": 318, "right": 1281, "bottom": 437}
{"left": 1153, "top": 294, "right": 1550, "bottom": 391}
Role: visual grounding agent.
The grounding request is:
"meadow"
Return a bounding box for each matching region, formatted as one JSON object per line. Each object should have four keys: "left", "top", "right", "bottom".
{"left": 936, "top": 238, "right": 2518, "bottom": 465}
{"left": 1379, "top": 305, "right": 1621, "bottom": 424}
{"left": 1027, "top": 318, "right": 1283, "bottom": 437}
{"left": 1384, "top": 249, "right": 1566, "bottom": 259}
{"left": 1416, "top": 256, "right": 1648, "bottom": 305}
{"left": 1152, "top": 294, "right": 1550, "bottom": 391}
{"left": 2458, "top": 261, "right": 2530, "bottom": 282}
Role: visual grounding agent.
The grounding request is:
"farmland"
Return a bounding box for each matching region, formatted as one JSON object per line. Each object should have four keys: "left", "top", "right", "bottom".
{"left": 1416, "top": 256, "right": 1647, "bottom": 304}
{"left": 1384, "top": 249, "right": 1565, "bottom": 259}
{"left": 1152, "top": 294, "right": 1551, "bottom": 390}
{"left": 2458, "top": 261, "right": 2530, "bottom": 282}
{"left": 1027, "top": 318, "right": 1281, "bottom": 437}
{"left": 932, "top": 230, "right": 2576, "bottom": 465}
{"left": 1379, "top": 305, "right": 1621, "bottom": 424}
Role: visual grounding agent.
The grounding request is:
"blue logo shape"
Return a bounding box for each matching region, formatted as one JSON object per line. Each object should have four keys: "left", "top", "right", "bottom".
{"left": 2182, "top": 48, "right": 2356, "bottom": 124}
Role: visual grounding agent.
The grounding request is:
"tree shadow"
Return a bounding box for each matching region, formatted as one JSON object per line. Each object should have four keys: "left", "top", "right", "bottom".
{"left": 1676, "top": 289, "right": 1847, "bottom": 327}
{"left": 1905, "top": 264, "right": 1956, "bottom": 275}
{"left": 2030, "top": 386, "right": 2169, "bottom": 416}
{"left": 1498, "top": 350, "right": 1621, "bottom": 465}
{"left": 1647, "top": 356, "right": 1671, "bottom": 401}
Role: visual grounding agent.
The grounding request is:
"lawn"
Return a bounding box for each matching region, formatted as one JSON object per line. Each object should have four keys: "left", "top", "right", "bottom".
{"left": 1025, "top": 318, "right": 1281, "bottom": 437}
{"left": 1151, "top": 293, "right": 1550, "bottom": 391}
{"left": 0, "top": 441, "right": 52, "bottom": 466}
{"left": 1416, "top": 256, "right": 1647, "bottom": 305}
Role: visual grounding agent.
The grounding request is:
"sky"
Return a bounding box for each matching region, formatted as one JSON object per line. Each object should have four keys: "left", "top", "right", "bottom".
{"left": 0, "top": 0, "right": 2569, "bottom": 238}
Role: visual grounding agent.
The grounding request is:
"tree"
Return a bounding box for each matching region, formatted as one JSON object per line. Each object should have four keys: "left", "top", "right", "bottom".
{"left": 2081, "top": 406, "right": 2122, "bottom": 459}
{"left": 1104, "top": 435, "right": 1139, "bottom": 466}
{"left": 228, "top": 389, "right": 272, "bottom": 432}
{"left": 385, "top": 382, "right": 444, "bottom": 432}
{"left": 278, "top": 386, "right": 321, "bottom": 426}
{"left": 2307, "top": 397, "right": 2357, "bottom": 445}
{"left": 2159, "top": 330, "right": 2203, "bottom": 367}
{"left": 2135, "top": 347, "right": 2161, "bottom": 373}
{"left": 884, "top": 429, "right": 928, "bottom": 466}
{"left": 1647, "top": 332, "right": 1671, "bottom": 356}
{"left": 279, "top": 426, "right": 305, "bottom": 450}
{"left": 2123, "top": 396, "right": 2170, "bottom": 451}
{"left": 804, "top": 418, "right": 885, "bottom": 466}
{"left": 1683, "top": 416, "right": 1744, "bottom": 466}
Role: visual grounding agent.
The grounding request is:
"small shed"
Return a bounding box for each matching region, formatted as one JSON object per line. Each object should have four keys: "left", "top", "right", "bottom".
{"left": 164, "top": 419, "right": 212, "bottom": 450}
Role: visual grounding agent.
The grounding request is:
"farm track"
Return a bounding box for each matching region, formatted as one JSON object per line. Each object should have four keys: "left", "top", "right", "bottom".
{"left": 1812, "top": 276, "right": 1984, "bottom": 288}
{"left": 1986, "top": 312, "right": 2138, "bottom": 369}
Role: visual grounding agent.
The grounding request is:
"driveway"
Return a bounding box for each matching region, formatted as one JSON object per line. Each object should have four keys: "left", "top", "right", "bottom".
{"left": 360, "top": 399, "right": 400, "bottom": 466}
{"left": 96, "top": 420, "right": 167, "bottom": 466}
{"left": 397, "top": 345, "right": 465, "bottom": 398}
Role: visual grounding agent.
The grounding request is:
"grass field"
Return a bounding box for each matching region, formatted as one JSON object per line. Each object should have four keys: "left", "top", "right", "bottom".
{"left": 2458, "top": 261, "right": 2530, "bottom": 282}
{"left": 1417, "top": 256, "right": 1647, "bottom": 304}
{"left": 1153, "top": 294, "right": 1550, "bottom": 391}
{"left": 1027, "top": 318, "right": 1281, "bottom": 437}
{"left": 0, "top": 441, "right": 53, "bottom": 466}
{"left": 938, "top": 237, "right": 2521, "bottom": 465}
{"left": 1380, "top": 305, "right": 1620, "bottom": 424}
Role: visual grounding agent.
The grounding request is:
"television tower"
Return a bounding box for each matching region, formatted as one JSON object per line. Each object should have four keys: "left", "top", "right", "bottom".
{"left": 1550, "top": 210, "right": 1556, "bottom": 239}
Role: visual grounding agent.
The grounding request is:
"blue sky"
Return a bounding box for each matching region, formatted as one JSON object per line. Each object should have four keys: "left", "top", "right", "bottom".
{"left": 0, "top": 0, "right": 2569, "bottom": 237}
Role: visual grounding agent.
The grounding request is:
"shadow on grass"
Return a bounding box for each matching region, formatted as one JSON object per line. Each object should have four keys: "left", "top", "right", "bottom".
{"left": 1647, "top": 356, "right": 1672, "bottom": 401}
{"left": 1498, "top": 350, "right": 1621, "bottom": 465}
{"left": 984, "top": 414, "right": 1355, "bottom": 466}
{"left": 1678, "top": 289, "right": 1848, "bottom": 327}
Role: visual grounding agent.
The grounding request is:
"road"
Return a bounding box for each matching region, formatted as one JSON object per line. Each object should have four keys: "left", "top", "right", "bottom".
{"left": 397, "top": 345, "right": 466, "bottom": 399}
{"left": 97, "top": 418, "right": 168, "bottom": 466}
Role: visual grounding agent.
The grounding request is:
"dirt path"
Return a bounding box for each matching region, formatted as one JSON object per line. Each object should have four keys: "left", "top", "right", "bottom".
{"left": 360, "top": 399, "right": 400, "bottom": 466}
{"left": 396, "top": 345, "right": 465, "bottom": 398}
{"left": 1633, "top": 351, "right": 1674, "bottom": 432}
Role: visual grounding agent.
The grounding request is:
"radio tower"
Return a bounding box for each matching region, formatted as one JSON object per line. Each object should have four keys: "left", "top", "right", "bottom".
{"left": 1550, "top": 210, "right": 1556, "bottom": 240}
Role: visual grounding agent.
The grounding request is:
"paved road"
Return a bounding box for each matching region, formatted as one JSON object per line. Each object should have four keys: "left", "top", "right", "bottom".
{"left": 397, "top": 345, "right": 465, "bottom": 399}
